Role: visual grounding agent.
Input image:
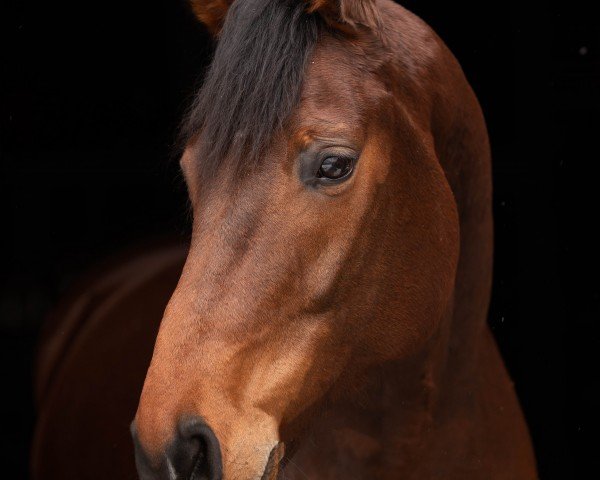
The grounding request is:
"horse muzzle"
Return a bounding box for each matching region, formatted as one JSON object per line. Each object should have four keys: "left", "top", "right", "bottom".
{"left": 131, "top": 417, "right": 222, "bottom": 480}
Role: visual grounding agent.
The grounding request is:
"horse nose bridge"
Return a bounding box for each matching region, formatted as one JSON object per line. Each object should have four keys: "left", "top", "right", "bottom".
{"left": 190, "top": 195, "right": 267, "bottom": 258}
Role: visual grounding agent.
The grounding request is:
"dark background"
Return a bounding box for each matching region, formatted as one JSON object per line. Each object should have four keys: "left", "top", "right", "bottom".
{"left": 1, "top": 0, "right": 598, "bottom": 478}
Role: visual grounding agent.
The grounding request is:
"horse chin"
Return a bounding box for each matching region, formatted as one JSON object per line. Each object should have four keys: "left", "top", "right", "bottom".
{"left": 260, "top": 442, "right": 286, "bottom": 480}
{"left": 220, "top": 425, "right": 282, "bottom": 480}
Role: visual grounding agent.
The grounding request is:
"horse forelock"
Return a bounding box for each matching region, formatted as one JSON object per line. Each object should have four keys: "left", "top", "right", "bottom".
{"left": 180, "top": 0, "right": 321, "bottom": 178}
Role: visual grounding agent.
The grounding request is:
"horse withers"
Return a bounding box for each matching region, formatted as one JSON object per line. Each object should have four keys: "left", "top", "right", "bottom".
{"left": 33, "top": 1, "right": 537, "bottom": 479}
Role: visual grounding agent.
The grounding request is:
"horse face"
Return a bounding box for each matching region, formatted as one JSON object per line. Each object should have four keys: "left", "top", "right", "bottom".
{"left": 133, "top": 4, "right": 459, "bottom": 480}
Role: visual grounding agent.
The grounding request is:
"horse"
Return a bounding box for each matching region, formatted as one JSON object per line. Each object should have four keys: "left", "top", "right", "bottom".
{"left": 31, "top": 0, "right": 537, "bottom": 479}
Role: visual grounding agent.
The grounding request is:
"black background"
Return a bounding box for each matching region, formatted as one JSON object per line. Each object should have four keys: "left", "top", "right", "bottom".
{"left": 1, "top": 0, "right": 598, "bottom": 478}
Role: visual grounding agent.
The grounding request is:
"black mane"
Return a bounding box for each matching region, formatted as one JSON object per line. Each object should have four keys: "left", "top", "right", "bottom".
{"left": 180, "top": 0, "right": 321, "bottom": 176}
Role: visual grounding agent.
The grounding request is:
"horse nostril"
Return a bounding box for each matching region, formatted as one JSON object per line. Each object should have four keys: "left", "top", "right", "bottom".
{"left": 171, "top": 417, "right": 222, "bottom": 480}
{"left": 131, "top": 418, "right": 222, "bottom": 480}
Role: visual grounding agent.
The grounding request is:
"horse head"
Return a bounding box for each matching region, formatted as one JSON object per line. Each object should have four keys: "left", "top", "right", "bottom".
{"left": 132, "top": 1, "right": 494, "bottom": 478}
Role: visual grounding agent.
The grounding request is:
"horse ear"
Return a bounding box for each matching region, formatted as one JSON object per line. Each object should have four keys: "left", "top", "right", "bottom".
{"left": 189, "top": 0, "right": 234, "bottom": 36}
{"left": 307, "top": 0, "right": 381, "bottom": 32}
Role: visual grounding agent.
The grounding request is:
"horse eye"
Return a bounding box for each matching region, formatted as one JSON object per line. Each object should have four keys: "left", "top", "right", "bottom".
{"left": 317, "top": 156, "right": 353, "bottom": 180}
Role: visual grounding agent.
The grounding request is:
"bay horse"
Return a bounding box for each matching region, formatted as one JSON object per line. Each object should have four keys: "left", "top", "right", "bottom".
{"left": 32, "top": 0, "right": 537, "bottom": 479}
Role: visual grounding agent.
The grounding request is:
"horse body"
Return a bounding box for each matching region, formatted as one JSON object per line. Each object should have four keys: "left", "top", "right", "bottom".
{"left": 32, "top": 1, "right": 536, "bottom": 479}
{"left": 32, "top": 242, "right": 187, "bottom": 479}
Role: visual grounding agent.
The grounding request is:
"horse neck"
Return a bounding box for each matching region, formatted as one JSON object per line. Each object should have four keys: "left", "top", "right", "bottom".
{"left": 408, "top": 41, "right": 495, "bottom": 435}
{"left": 431, "top": 52, "right": 494, "bottom": 390}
